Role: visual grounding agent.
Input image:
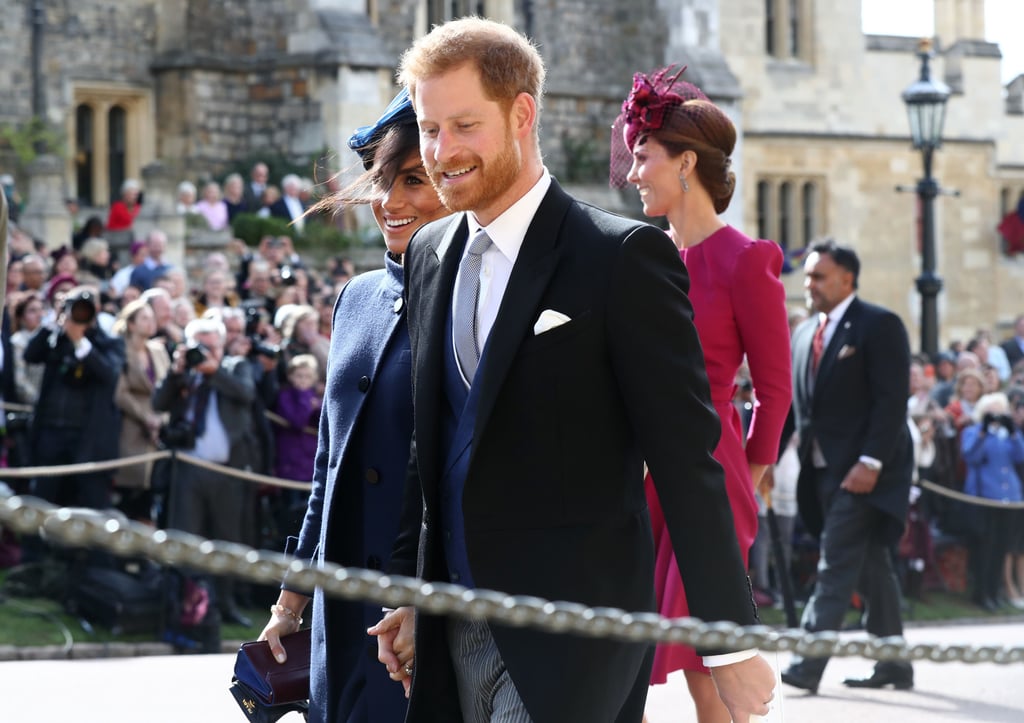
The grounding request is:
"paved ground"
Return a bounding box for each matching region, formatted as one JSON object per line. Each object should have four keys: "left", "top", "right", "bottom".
{"left": 4, "top": 622, "right": 1022, "bottom": 722}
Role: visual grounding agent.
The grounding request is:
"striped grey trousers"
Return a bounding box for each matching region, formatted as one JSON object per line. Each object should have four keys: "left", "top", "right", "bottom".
{"left": 446, "top": 618, "right": 535, "bottom": 723}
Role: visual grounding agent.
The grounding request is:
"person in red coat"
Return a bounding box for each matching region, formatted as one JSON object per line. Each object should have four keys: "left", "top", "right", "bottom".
{"left": 998, "top": 196, "right": 1024, "bottom": 256}
{"left": 613, "top": 66, "right": 792, "bottom": 723}
{"left": 106, "top": 178, "right": 142, "bottom": 232}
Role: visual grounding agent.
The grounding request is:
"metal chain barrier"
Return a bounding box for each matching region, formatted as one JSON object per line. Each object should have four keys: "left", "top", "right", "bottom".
{"left": 1, "top": 493, "right": 1022, "bottom": 666}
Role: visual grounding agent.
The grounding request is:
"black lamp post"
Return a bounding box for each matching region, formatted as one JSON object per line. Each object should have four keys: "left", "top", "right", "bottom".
{"left": 901, "top": 38, "right": 950, "bottom": 360}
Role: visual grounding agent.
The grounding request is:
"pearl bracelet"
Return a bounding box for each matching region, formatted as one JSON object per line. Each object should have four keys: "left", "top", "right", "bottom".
{"left": 270, "top": 604, "right": 303, "bottom": 626}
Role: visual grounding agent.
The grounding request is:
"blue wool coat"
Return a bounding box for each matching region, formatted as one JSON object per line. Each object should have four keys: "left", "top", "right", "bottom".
{"left": 289, "top": 254, "right": 413, "bottom": 723}
{"left": 961, "top": 423, "right": 1024, "bottom": 502}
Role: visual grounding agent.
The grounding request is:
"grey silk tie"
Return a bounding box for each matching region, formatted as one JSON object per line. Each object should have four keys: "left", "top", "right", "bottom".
{"left": 453, "top": 228, "right": 493, "bottom": 384}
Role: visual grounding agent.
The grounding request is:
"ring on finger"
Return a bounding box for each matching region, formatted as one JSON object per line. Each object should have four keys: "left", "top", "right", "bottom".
{"left": 404, "top": 662, "right": 414, "bottom": 676}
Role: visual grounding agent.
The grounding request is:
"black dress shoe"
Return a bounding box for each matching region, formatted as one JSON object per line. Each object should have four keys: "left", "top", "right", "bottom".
{"left": 843, "top": 669, "right": 913, "bottom": 690}
{"left": 781, "top": 665, "right": 820, "bottom": 694}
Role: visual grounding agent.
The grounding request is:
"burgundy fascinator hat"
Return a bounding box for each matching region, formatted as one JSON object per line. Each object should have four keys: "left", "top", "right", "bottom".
{"left": 609, "top": 65, "right": 708, "bottom": 188}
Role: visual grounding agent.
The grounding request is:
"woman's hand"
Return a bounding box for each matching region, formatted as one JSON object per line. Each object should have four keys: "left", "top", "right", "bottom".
{"left": 258, "top": 593, "right": 309, "bottom": 664}
{"left": 368, "top": 606, "right": 416, "bottom": 697}
{"left": 749, "top": 463, "right": 770, "bottom": 490}
{"left": 755, "top": 464, "right": 774, "bottom": 503}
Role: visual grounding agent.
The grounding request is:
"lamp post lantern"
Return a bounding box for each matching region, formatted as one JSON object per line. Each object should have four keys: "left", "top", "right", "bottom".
{"left": 901, "top": 38, "right": 950, "bottom": 360}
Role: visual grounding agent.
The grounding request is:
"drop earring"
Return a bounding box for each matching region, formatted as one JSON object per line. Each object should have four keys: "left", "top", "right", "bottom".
{"left": 679, "top": 175, "right": 689, "bottom": 193}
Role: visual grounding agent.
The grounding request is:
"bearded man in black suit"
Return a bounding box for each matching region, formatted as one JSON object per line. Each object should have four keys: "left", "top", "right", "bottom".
{"left": 367, "top": 17, "right": 775, "bottom": 723}
{"left": 781, "top": 240, "right": 914, "bottom": 694}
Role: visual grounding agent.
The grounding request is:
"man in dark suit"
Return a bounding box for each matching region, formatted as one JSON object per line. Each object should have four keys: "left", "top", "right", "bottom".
{"left": 781, "top": 240, "right": 914, "bottom": 693}
{"left": 268, "top": 174, "right": 307, "bottom": 232}
{"left": 369, "top": 17, "right": 774, "bottom": 723}
{"left": 1001, "top": 314, "right": 1024, "bottom": 371}
{"left": 242, "top": 161, "right": 269, "bottom": 213}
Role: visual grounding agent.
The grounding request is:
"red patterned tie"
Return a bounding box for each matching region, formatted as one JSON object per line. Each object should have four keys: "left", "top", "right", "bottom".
{"left": 811, "top": 315, "right": 828, "bottom": 373}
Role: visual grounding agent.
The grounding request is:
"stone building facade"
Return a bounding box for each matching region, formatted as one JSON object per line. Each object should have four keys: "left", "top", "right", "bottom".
{"left": 1, "top": 0, "right": 1022, "bottom": 349}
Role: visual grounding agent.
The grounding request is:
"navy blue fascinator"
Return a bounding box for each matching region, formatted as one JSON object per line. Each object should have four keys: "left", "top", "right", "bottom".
{"left": 347, "top": 88, "right": 417, "bottom": 166}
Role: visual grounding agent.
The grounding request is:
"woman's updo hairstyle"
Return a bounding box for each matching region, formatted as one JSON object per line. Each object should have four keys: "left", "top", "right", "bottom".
{"left": 650, "top": 99, "right": 736, "bottom": 214}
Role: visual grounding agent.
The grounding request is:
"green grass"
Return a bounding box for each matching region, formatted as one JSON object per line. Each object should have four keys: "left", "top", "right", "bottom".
{"left": 754, "top": 589, "right": 1020, "bottom": 628}
{"left": 1, "top": 568, "right": 1019, "bottom": 650}
{"left": 0, "top": 568, "right": 268, "bottom": 649}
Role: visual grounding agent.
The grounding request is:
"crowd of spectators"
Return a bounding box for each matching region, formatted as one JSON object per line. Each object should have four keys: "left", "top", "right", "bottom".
{"left": 902, "top": 327, "right": 1024, "bottom": 611}
{"left": 0, "top": 163, "right": 361, "bottom": 617}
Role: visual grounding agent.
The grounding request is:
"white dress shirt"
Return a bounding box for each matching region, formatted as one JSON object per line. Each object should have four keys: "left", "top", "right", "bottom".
{"left": 452, "top": 168, "right": 552, "bottom": 372}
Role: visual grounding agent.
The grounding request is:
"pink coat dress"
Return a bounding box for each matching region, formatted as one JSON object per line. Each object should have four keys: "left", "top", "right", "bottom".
{"left": 646, "top": 225, "right": 792, "bottom": 681}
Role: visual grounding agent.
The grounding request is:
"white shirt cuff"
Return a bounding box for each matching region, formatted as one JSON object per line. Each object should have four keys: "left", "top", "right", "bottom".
{"left": 702, "top": 648, "right": 758, "bottom": 667}
{"left": 858, "top": 454, "right": 882, "bottom": 472}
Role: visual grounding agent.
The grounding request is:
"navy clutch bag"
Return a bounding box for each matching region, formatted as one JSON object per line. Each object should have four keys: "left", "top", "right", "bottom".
{"left": 229, "top": 627, "right": 311, "bottom": 722}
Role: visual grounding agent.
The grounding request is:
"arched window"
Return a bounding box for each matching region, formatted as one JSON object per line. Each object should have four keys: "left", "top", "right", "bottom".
{"left": 75, "top": 105, "right": 95, "bottom": 206}
{"left": 778, "top": 181, "right": 792, "bottom": 251}
{"left": 788, "top": 0, "right": 800, "bottom": 56}
{"left": 802, "top": 181, "right": 817, "bottom": 249}
{"left": 757, "top": 180, "right": 771, "bottom": 240}
{"left": 108, "top": 106, "right": 127, "bottom": 201}
{"left": 428, "top": 0, "right": 485, "bottom": 23}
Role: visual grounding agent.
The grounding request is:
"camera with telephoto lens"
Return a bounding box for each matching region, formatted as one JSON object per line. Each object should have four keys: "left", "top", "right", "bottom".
{"left": 184, "top": 342, "right": 210, "bottom": 370}
{"left": 250, "top": 338, "right": 280, "bottom": 360}
{"left": 279, "top": 265, "right": 298, "bottom": 287}
{"left": 63, "top": 288, "right": 97, "bottom": 325}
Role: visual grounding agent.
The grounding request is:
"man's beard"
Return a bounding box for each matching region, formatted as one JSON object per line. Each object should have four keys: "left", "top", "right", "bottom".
{"left": 428, "top": 129, "right": 521, "bottom": 213}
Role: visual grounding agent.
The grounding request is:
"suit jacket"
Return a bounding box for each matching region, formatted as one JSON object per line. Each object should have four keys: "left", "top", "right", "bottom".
{"left": 269, "top": 197, "right": 306, "bottom": 224}
{"left": 1001, "top": 337, "right": 1024, "bottom": 370}
{"left": 23, "top": 324, "right": 125, "bottom": 463}
{"left": 394, "top": 180, "right": 756, "bottom": 723}
{"left": 791, "top": 297, "right": 913, "bottom": 543}
{"left": 152, "top": 355, "right": 257, "bottom": 468}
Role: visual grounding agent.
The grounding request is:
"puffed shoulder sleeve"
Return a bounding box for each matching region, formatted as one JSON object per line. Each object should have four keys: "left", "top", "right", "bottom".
{"left": 731, "top": 240, "right": 792, "bottom": 465}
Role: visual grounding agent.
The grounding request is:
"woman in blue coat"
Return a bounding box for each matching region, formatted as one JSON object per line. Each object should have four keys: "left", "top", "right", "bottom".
{"left": 258, "top": 89, "right": 450, "bottom": 723}
{"left": 960, "top": 391, "right": 1024, "bottom": 611}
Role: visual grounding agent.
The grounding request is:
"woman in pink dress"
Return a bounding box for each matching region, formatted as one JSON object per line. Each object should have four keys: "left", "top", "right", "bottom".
{"left": 612, "top": 67, "right": 792, "bottom": 723}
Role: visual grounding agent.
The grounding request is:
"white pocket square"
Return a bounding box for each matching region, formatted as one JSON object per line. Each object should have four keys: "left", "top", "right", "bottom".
{"left": 533, "top": 309, "right": 572, "bottom": 335}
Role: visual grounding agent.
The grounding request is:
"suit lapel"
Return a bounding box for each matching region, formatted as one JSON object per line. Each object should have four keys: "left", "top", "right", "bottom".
{"left": 414, "top": 214, "right": 470, "bottom": 490}
{"left": 814, "top": 298, "right": 861, "bottom": 389}
{"left": 472, "top": 183, "right": 571, "bottom": 441}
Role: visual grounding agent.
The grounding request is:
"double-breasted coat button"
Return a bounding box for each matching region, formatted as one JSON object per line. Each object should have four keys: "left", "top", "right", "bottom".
{"left": 358, "top": 376, "right": 370, "bottom": 392}
{"left": 366, "top": 468, "right": 380, "bottom": 484}
{"left": 394, "top": 297, "right": 404, "bottom": 313}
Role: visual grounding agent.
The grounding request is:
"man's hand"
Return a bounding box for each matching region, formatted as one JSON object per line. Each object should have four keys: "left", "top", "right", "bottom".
{"left": 840, "top": 462, "right": 880, "bottom": 494}
{"left": 367, "top": 606, "right": 415, "bottom": 697}
{"left": 709, "top": 654, "right": 776, "bottom": 722}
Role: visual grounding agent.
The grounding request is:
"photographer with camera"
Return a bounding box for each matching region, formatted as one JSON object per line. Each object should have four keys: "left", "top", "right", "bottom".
{"left": 153, "top": 315, "right": 258, "bottom": 627}
{"left": 961, "top": 392, "right": 1024, "bottom": 611}
{"left": 21, "top": 286, "right": 125, "bottom": 562}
